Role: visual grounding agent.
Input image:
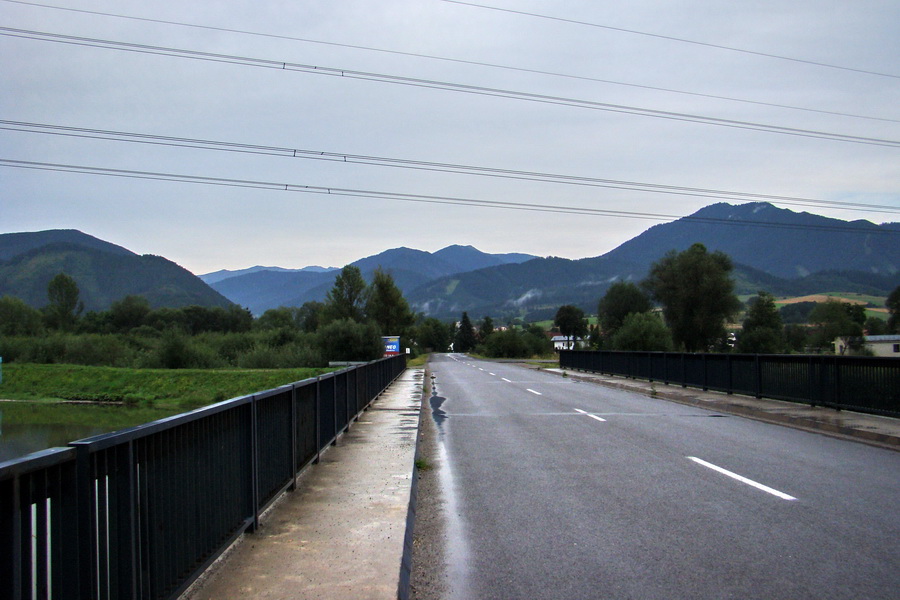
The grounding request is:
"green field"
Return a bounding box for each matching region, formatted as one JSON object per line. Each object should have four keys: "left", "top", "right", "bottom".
{"left": 0, "top": 363, "right": 332, "bottom": 410}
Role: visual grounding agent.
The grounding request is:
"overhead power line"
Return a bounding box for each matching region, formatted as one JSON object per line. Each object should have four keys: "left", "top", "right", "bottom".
{"left": 1, "top": 0, "right": 895, "bottom": 123}
{"left": 1, "top": 158, "right": 896, "bottom": 235}
{"left": 3, "top": 27, "right": 899, "bottom": 149}
{"left": 4, "top": 120, "right": 898, "bottom": 215}
{"left": 438, "top": 0, "right": 900, "bottom": 80}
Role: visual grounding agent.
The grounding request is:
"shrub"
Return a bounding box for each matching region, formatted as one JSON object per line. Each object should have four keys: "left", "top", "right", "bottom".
{"left": 317, "top": 319, "right": 383, "bottom": 363}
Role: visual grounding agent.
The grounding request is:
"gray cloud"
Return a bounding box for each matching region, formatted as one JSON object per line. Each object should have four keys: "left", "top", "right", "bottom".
{"left": 2, "top": 0, "right": 898, "bottom": 274}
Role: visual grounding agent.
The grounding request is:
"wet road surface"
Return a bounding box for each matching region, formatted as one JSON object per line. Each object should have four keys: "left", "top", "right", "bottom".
{"left": 426, "top": 354, "right": 900, "bottom": 600}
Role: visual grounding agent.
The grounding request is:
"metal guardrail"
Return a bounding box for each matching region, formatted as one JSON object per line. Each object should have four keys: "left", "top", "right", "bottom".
{"left": 0, "top": 354, "right": 407, "bottom": 600}
{"left": 559, "top": 350, "right": 900, "bottom": 418}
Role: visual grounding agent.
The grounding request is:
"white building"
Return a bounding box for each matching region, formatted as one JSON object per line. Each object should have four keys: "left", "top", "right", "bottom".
{"left": 834, "top": 335, "right": 900, "bottom": 357}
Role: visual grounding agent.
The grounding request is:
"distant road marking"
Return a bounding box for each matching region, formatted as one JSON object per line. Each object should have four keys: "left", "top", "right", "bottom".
{"left": 489, "top": 372, "right": 496, "bottom": 376}
{"left": 574, "top": 408, "right": 607, "bottom": 422}
{"left": 526, "top": 389, "right": 542, "bottom": 395}
{"left": 501, "top": 378, "right": 512, "bottom": 383}
{"left": 688, "top": 457, "right": 797, "bottom": 501}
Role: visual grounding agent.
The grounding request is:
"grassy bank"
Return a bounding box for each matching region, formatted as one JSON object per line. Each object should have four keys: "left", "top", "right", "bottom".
{"left": 0, "top": 363, "right": 333, "bottom": 410}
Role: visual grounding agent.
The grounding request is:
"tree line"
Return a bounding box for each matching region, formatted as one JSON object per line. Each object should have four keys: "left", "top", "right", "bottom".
{"left": 2, "top": 245, "right": 898, "bottom": 367}
{"left": 548, "top": 243, "right": 900, "bottom": 355}
{"left": 0, "top": 267, "right": 454, "bottom": 368}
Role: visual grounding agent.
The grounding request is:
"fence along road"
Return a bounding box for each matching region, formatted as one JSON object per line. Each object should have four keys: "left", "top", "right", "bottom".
{"left": 426, "top": 353, "right": 900, "bottom": 600}
{"left": 0, "top": 355, "right": 406, "bottom": 600}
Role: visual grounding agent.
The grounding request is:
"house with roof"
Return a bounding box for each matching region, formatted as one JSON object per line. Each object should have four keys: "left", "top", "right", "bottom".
{"left": 834, "top": 334, "right": 900, "bottom": 356}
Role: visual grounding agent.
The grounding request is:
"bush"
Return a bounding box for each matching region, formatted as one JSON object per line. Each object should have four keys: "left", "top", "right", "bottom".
{"left": 480, "top": 330, "right": 530, "bottom": 358}
{"left": 236, "top": 342, "right": 323, "bottom": 369}
{"left": 609, "top": 313, "right": 673, "bottom": 351}
{"left": 317, "top": 319, "right": 383, "bottom": 363}
{"left": 61, "top": 334, "right": 138, "bottom": 367}
{"left": 141, "top": 330, "right": 225, "bottom": 369}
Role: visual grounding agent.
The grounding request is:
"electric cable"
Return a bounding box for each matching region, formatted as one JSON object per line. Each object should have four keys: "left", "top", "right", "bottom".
{"left": 438, "top": 0, "right": 900, "bottom": 80}
{"left": 1, "top": 0, "right": 895, "bottom": 123}
{"left": 3, "top": 119, "right": 898, "bottom": 215}
{"left": 2, "top": 158, "right": 896, "bottom": 235}
{"left": 2, "top": 27, "right": 898, "bottom": 148}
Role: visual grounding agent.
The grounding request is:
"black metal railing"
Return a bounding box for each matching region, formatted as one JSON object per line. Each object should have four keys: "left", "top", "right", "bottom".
{"left": 0, "top": 354, "right": 407, "bottom": 600}
{"left": 559, "top": 350, "right": 899, "bottom": 418}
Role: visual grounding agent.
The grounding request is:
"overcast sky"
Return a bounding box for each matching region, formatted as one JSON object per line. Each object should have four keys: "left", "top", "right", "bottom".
{"left": 3, "top": 0, "right": 898, "bottom": 275}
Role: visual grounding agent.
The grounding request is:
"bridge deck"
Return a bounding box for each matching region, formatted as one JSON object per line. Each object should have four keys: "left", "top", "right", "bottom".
{"left": 183, "top": 368, "right": 424, "bottom": 600}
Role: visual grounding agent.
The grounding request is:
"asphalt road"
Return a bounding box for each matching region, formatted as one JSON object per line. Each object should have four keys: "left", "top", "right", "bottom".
{"left": 425, "top": 354, "right": 900, "bottom": 600}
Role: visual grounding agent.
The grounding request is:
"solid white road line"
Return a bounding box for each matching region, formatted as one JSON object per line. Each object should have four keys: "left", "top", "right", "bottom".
{"left": 574, "top": 408, "right": 607, "bottom": 422}
{"left": 526, "top": 389, "right": 542, "bottom": 395}
{"left": 687, "top": 457, "right": 797, "bottom": 501}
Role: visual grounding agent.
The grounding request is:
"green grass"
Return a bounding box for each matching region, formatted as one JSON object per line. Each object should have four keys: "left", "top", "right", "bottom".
{"left": 0, "top": 401, "right": 183, "bottom": 430}
{"left": 0, "top": 363, "right": 333, "bottom": 410}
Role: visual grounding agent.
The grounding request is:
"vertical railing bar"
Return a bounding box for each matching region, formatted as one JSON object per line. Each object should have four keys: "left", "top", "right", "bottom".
{"left": 250, "top": 396, "right": 260, "bottom": 533}
{"left": 291, "top": 384, "right": 299, "bottom": 489}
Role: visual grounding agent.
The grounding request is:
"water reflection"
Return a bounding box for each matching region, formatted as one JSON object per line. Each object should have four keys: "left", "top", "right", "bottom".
{"left": 0, "top": 403, "right": 182, "bottom": 462}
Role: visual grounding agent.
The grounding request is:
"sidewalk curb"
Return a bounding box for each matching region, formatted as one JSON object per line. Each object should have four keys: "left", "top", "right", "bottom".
{"left": 398, "top": 367, "right": 427, "bottom": 600}
{"left": 548, "top": 368, "right": 900, "bottom": 452}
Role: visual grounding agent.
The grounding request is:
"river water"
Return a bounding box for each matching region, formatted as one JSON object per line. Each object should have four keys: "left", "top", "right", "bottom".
{"left": 0, "top": 403, "right": 183, "bottom": 463}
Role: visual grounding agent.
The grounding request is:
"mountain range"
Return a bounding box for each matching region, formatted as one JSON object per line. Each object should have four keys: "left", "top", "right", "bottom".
{"left": 0, "top": 230, "right": 232, "bottom": 311}
{"left": 204, "top": 202, "right": 899, "bottom": 319}
{"left": 2, "top": 202, "right": 897, "bottom": 319}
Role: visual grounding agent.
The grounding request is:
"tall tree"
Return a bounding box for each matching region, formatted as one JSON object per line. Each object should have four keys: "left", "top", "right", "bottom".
{"left": 478, "top": 315, "right": 495, "bottom": 341}
{"left": 415, "top": 318, "right": 452, "bottom": 353}
{"left": 365, "top": 268, "right": 415, "bottom": 335}
{"left": 454, "top": 311, "right": 477, "bottom": 352}
{"left": 322, "top": 265, "right": 368, "bottom": 324}
{"left": 45, "top": 272, "right": 83, "bottom": 331}
{"left": 642, "top": 243, "right": 741, "bottom": 352}
{"left": 109, "top": 295, "right": 151, "bottom": 332}
{"left": 736, "top": 291, "right": 785, "bottom": 354}
{"left": 597, "top": 281, "right": 652, "bottom": 336}
{"left": 886, "top": 285, "right": 900, "bottom": 333}
{"left": 808, "top": 299, "right": 864, "bottom": 352}
{"left": 554, "top": 304, "right": 587, "bottom": 349}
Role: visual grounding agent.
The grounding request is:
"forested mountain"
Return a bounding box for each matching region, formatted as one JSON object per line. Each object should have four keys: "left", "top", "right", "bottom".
{"left": 206, "top": 245, "right": 538, "bottom": 314}
{"left": 199, "top": 265, "right": 336, "bottom": 286}
{"left": 0, "top": 231, "right": 232, "bottom": 311}
{"left": 0, "top": 229, "right": 134, "bottom": 261}
{"left": 604, "top": 202, "right": 900, "bottom": 278}
{"left": 404, "top": 203, "right": 899, "bottom": 320}
{"left": 5, "top": 202, "right": 897, "bottom": 319}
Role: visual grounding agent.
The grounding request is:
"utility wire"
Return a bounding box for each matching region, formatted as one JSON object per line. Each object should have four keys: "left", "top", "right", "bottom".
{"left": 3, "top": 27, "right": 899, "bottom": 149}
{"left": 438, "top": 0, "right": 900, "bottom": 80}
{"left": 4, "top": 120, "right": 898, "bottom": 215}
{"left": 1, "top": 158, "right": 896, "bottom": 235}
{"left": 1, "top": 0, "right": 895, "bottom": 123}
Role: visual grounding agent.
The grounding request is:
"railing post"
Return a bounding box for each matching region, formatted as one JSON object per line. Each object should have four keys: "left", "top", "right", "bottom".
{"left": 74, "top": 444, "right": 96, "bottom": 600}
{"left": 833, "top": 356, "right": 842, "bottom": 411}
{"left": 726, "top": 354, "right": 733, "bottom": 394}
{"left": 115, "top": 441, "right": 139, "bottom": 599}
{"left": 332, "top": 375, "right": 338, "bottom": 446}
{"left": 249, "top": 395, "right": 259, "bottom": 532}
{"left": 702, "top": 354, "right": 709, "bottom": 391}
{"left": 315, "top": 377, "right": 321, "bottom": 464}
{"left": 755, "top": 354, "right": 762, "bottom": 399}
{"left": 7, "top": 475, "right": 23, "bottom": 600}
{"left": 290, "top": 384, "right": 298, "bottom": 490}
{"left": 808, "top": 355, "right": 817, "bottom": 408}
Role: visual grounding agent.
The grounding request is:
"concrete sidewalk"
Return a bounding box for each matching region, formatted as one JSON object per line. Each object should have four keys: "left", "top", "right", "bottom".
{"left": 543, "top": 366, "right": 900, "bottom": 451}
{"left": 184, "top": 367, "right": 425, "bottom": 600}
